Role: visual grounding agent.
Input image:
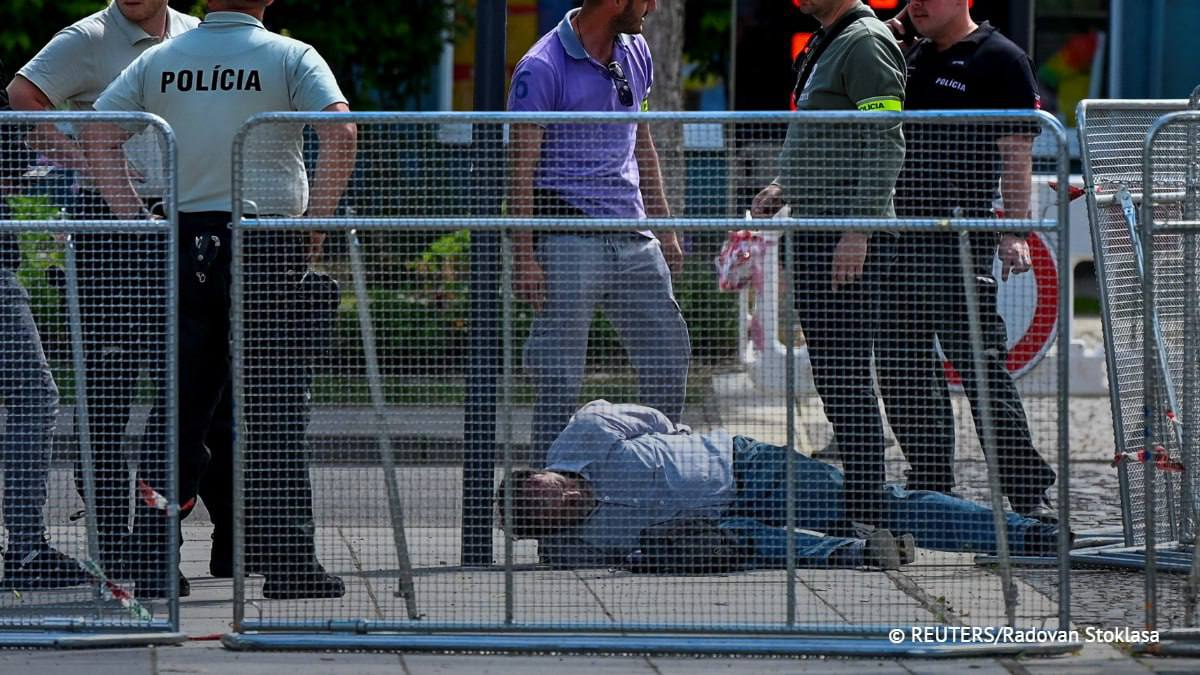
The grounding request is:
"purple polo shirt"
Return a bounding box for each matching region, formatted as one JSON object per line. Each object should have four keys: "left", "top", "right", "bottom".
{"left": 508, "top": 9, "right": 652, "bottom": 227}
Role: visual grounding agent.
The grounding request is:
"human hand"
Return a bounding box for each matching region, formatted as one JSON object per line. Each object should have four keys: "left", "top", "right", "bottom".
{"left": 997, "top": 234, "right": 1032, "bottom": 281}
{"left": 831, "top": 232, "right": 870, "bottom": 291}
{"left": 660, "top": 234, "right": 684, "bottom": 279}
{"left": 885, "top": 6, "right": 915, "bottom": 49}
{"left": 751, "top": 183, "right": 784, "bottom": 219}
{"left": 515, "top": 255, "right": 546, "bottom": 311}
{"left": 307, "top": 231, "right": 326, "bottom": 265}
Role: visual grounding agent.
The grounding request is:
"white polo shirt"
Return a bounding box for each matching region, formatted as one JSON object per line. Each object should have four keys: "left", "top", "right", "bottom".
{"left": 94, "top": 12, "right": 347, "bottom": 215}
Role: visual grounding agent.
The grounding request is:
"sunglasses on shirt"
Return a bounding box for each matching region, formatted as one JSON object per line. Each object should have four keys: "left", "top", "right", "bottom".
{"left": 607, "top": 61, "right": 634, "bottom": 108}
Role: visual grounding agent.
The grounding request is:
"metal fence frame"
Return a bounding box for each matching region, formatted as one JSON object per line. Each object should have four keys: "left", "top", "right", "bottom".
{"left": 1077, "top": 99, "right": 1196, "bottom": 553}
{"left": 0, "top": 111, "right": 182, "bottom": 647}
{"left": 224, "top": 110, "right": 1073, "bottom": 656}
{"left": 1140, "top": 110, "right": 1200, "bottom": 639}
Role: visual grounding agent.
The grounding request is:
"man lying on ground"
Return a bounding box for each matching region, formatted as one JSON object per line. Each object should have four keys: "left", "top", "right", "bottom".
{"left": 498, "top": 401, "right": 1063, "bottom": 571}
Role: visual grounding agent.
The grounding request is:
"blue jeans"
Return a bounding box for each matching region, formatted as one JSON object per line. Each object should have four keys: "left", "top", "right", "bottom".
{"left": 722, "top": 436, "right": 1056, "bottom": 567}
{"left": 0, "top": 270, "right": 58, "bottom": 546}
{"left": 524, "top": 233, "right": 691, "bottom": 465}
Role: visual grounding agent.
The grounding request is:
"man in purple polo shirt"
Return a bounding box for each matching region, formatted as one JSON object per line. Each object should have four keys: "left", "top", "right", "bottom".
{"left": 508, "top": 0, "right": 691, "bottom": 466}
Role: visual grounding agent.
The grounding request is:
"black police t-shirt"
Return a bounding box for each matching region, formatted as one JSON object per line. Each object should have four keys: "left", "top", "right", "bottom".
{"left": 894, "top": 22, "right": 1040, "bottom": 219}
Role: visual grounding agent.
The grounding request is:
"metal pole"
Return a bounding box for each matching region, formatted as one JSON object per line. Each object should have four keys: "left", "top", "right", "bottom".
{"left": 783, "top": 229, "right": 797, "bottom": 627}
{"left": 728, "top": 0, "right": 738, "bottom": 110}
{"left": 958, "top": 232, "right": 1018, "bottom": 627}
{"left": 461, "top": 0, "right": 507, "bottom": 568}
{"left": 1149, "top": 0, "right": 1166, "bottom": 98}
{"left": 1054, "top": 118, "right": 1073, "bottom": 630}
{"left": 63, "top": 235, "right": 102, "bottom": 614}
{"left": 501, "top": 230, "right": 515, "bottom": 624}
{"left": 347, "top": 230, "right": 420, "bottom": 620}
{"left": 1185, "top": 102, "right": 1200, "bottom": 628}
{"left": 1005, "top": 0, "right": 1035, "bottom": 55}
{"left": 162, "top": 126, "right": 181, "bottom": 631}
{"left": 1143, "top": 149, "right": 1160, "bottom": 632}
{"left": 1109, "top": 0, "right": 1123, "bottom": 97}
{"left": 230, "top": 130, "right": 248, "bottom": 631}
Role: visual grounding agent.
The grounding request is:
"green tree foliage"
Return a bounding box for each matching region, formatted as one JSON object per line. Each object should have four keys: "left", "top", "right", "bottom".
{"left": 261, "top": 0, "right": 471, "bottom": 110}
{"left": 1, "top": 1, "right": 468, "bottom": 111}
{"left": 0, "top": 0, "right": 107, "bottom": 74}
{"left": 683, "top": 0, "right": 731, "bottom": 86}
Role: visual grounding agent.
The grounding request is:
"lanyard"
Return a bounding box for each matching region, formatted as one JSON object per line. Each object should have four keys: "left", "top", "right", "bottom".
{"left": 792, "top": 5, "right": 876, "bottom": 106}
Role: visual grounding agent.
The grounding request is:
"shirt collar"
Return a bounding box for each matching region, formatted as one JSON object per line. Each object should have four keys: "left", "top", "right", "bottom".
{"left": 962, "top": 21, "right": 996, "bottom": 45}
{"left": 555, "top": 8, "right": 633, "bottom": 62}
{"left": 915, "top": 21, "right": 996, "bottom": 59}
{"left": 108, "top": 1, "right": 167, "bottom": 46}
{"left": 201, "top": 11, "right": 266, "bottom": 30}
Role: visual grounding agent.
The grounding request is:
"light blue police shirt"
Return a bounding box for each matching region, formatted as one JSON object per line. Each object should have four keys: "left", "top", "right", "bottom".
{"left": 94, "top": 11, "right": 346, "bottom": 214}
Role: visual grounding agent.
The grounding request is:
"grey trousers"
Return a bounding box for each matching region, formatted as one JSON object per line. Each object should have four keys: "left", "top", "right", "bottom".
{"left": 0, "top": 270, "right": 57, "bottom": 544}
{"left": 524, "top": 234, "right": 691, "bottom": 465}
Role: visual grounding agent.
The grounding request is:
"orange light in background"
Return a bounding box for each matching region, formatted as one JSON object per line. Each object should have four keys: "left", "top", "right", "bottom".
{"left": 868, "top": 0, "right": 899, "bottom": 8}
{"left": 789, "top": 32, "right": 813, "bottom": 111}
{"left": 791, "top": 32, "right": 813, "bottom": 61}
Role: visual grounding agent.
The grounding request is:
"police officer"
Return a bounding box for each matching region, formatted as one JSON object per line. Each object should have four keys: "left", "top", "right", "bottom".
{"left": 6, "top": 0, "right": 198, "bottom": 576}
{"left": 88, "top": 0, "right": 355, "bottom": 599}
{"left": 509, "top": 0, "right": 691, "bottom": 466}
{"left": 751, "top": 0, "right": 905, "bottom": 528}
{"left": 878, "top": 0, "right": 1057, "bottom": 520}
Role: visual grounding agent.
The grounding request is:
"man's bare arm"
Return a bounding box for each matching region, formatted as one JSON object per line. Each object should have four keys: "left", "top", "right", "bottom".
{"left": 635, "top": 122, "right": 682, "bottom": 276}
{"left": 80, "top": 122, "right": 142, "bottom": 219}
{"left": 635, "top": 122, "right": 669, "bottom": 218}
{"left": 997, "top": 134, "right": 1033, "bottom": 219}
{"left": 6, "top": 75, "right": 87, "bottom": 171}
{"left": 509, "top": 122, "right": 547, "bottom": 308}
{"left": 996, "top": 134, "right": 1035, "bottom": 279}
{"left": 308, "top": 102, "right": 357, "bottom": 218}
{"left": 306, "top": 102, "right": 357, "bottom": 258}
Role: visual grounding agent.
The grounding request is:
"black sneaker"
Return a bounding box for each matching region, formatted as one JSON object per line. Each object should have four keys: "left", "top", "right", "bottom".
{"left": 1020, "top": 525, "right": 1074, "bottom": 557}
{"left": 1012, "top": 495, "right": 1059, "bottom": 524}
{"left": 210, "top": 558, "right": 259, "bottom": 578}
{"left": 262, "top": 569, "right": 345, "bottom": 600}
{"left": 0, "top": 541, "right": 91, "bottom": 590}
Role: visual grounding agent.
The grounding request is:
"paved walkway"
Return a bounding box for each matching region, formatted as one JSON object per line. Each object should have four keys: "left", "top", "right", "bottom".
{"left": 4, "top": 318, "right": 1198, "bottom": 670}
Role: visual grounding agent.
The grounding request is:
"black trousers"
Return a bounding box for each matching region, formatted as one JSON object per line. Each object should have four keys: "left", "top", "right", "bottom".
{"left": 69, "top": 190, "right": 165, "bottom": 559}
{"left": 130, "top": 211, "right": 232, "bottom": 569}
{"left": 792, "top": 231, "right": 896, "bottom": 525}
{"left": 240, "top": 229, "right": 324, "bottom": 569}
{"left": 874, "top": 232, "right": 1055, "bottom": 508}
{"left": 133, "top": 214, "right": 318, "bottom": 574}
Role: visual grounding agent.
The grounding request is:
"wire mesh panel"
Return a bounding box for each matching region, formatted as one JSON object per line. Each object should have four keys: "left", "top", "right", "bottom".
{"left": 0, "top": 112, "right": 180, "bottom": 643}
{"left": 1142, "top": 111, "right": 1200, "bottom": 631}
{"left": 228, "top": 111, "right": 1071, "bottom": 654}
{"left": 1079, "top": 100, "right": 1190, "bottom": 547}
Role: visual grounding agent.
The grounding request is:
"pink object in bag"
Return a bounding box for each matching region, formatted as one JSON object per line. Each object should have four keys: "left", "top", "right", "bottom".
{"left": 714, "top": 230, "right": 764, "bottom": 292}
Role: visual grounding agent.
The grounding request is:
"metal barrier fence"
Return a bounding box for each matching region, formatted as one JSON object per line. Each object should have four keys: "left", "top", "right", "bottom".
{"left": 224, "top": 111, "right": 1072, "bottom": 655}
{"left": 1078, "top": 99, "right": 1193, "bottom": 554}
{"left": 0, "top": 112, "right": 180, "bottom": 646}
{"left": 1141, "top": 110, "right": 1200, "bottom": 636}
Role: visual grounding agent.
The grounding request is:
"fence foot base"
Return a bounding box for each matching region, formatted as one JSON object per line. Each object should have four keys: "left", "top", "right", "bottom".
{"left": 1069, "top": 544, "right": 1195, "bottom": 572}
{"left": 0, "top": 632, "right": 186, "bottom": 649}
{"left": 222, "top": 631, "right": 1080, "bottom": 657}
{"left": 1133, "top": 629, "right": 1200, "bottom": 656}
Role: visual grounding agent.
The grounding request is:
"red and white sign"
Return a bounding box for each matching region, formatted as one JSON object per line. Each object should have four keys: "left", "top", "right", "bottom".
{"left": 943, "top": 232, "right": 1059, "bottom": 385}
